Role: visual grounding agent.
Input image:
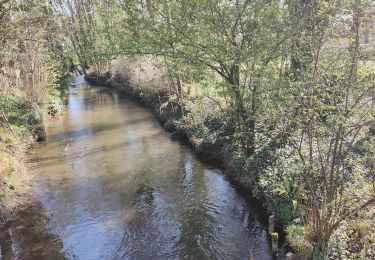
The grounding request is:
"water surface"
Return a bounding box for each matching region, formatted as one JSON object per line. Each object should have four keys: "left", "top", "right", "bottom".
{"left": 1, "top": 76, "right": 274, "bottom": 260}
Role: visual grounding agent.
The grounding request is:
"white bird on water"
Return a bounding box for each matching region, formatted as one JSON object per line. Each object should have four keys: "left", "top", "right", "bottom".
{"left": 65, "top": 144, "right": 69, "bottom": 156}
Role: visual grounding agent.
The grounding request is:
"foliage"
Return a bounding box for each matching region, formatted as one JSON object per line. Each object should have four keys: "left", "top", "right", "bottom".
{"left": 0, "top": 0, "right": 70, "bottom": 223}
{"left": 70, "top": 0, "right": 375, "bottom": 256}
{"left": 4, "top": 0, "right": 372, "bottom": 257}
{"left": 287, "top": 224, "right": 314, "bottom": 259}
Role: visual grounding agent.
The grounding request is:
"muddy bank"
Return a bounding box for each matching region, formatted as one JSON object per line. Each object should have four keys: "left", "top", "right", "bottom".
{"left": 0, "top": 113, "right": 44, "bottom": 225}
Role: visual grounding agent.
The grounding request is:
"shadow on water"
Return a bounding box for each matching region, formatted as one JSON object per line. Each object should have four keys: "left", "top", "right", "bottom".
{"left": 0, "top": 204, "right": 66, "bottom": 260}
{"left": 27, "top": 131, "right": 166, "bottom": 170}
{"left": 45, "top": 115, "right": 155, "bottom": 142}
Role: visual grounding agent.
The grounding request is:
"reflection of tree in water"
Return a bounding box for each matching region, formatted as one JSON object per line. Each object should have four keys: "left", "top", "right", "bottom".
{"left": 174, "top": 150, "right": 217, "bottom": 260}
{"left": 112, "top": 183, "right": 158, "bottom": 259}
{"left": 83, "top": 86, "right": 119, "bottom": 109}
{"left": 0, "top": 203, "right": 65, "bottom": 260}
{"left": 114, "top": 147, "right": 227, "bottom": 259}
{"left": 112, "top": 141, "right": 181, "bottom": 259}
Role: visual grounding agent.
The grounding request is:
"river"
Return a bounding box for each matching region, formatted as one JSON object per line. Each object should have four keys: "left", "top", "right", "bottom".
{"left": 0, "top": 76, "right": 275, "bottom": 260}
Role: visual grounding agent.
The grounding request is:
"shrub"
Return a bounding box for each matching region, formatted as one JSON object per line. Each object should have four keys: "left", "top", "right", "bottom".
{"left": 287, "top": 224, "right": 313, "bottom": 259}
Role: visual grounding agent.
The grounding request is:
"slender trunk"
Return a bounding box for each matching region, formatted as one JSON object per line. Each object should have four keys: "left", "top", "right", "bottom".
{"left": 228, "top": 64, "right": 244, "bottom": 128}
{"left": 0, "top": 105, "right": 16, "bottom": 137}
{"left": 248, "top": 118, "right": 255, "bottom": 155}
{"left": 176, "top": 75, "right": 184, "bottom": 117}
{"left": 227, "top": 64, "right": 256, "bottom": 156}
{"left": 246, "top": 83, "right": 258, "bottom": 155}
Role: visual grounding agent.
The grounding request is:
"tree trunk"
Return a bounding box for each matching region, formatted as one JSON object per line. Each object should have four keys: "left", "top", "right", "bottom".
{"left": 227, "top": 64, "right": 256, "bottom": 156}
{"left": 176, "top": 75, "right": 184, "bottom": 117}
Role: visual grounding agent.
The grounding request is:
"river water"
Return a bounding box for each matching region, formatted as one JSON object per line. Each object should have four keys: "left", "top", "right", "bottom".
{"left": 0, "top": 76, "right": 275, "bottom": 260}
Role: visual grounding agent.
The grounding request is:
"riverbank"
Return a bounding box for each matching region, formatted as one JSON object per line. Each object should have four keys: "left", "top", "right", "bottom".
{"left": 0, "top": 79, "right": 68, "bottom": 226}
{"left": 84, "top": 59, "right": 290, "bottom": 248}
{"left": 85, "top": 70, "right": 259, "bottom": 191}
{"left": 83, "top": 57, "right": 375, "bottom": 259}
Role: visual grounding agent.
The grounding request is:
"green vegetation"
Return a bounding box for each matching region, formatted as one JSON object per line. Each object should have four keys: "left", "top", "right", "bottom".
{"left": 56, "top": 0, "right": 374, "bottom": 257}
{"left": 0, "top": 0, "right": 73, "bottom": 223}
{"left": 1, "top": 0, "right": 374, "bottom": 258}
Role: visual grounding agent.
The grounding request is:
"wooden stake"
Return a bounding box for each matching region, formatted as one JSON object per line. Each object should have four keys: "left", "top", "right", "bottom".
{"left": 271, "top": 232, "right": 278, "bottom": 252}
{"left": 269, "top": 215, "right": 275, "bottom": 234}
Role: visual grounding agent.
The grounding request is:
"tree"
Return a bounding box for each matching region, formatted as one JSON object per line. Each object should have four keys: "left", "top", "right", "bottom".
{"left": 112, "top": 0, "right": 288, "bottom": 155}
{"left": 284, "top": 0, "right": 375, "bottom": 252}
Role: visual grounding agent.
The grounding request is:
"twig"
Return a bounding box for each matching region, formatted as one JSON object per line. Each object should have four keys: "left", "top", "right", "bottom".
{"left": 0, "top": 104, "right": 16, "bottom": 137}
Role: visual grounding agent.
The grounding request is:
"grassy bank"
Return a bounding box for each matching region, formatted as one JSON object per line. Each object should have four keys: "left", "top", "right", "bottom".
{"left": 0, "top": 80, "right": 68, "bottom": 225}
